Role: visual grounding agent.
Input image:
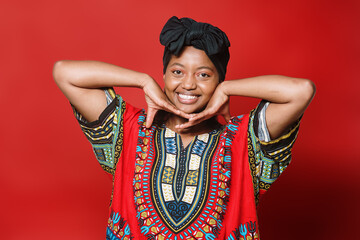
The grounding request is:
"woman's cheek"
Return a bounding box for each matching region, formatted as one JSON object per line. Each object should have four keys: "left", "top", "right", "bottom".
{"left": 200, "top": 82, "right": 218, "bottom": 95}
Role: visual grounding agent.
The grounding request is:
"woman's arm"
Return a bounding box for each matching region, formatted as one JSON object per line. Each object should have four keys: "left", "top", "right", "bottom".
{"left": 222, "top": 75, "right": 316, "bottom": 139}
{"left": 178, "top": 75, "right": 316, "bottom": 139}
{"left": 53, "top": 60, "right": 189, "bottom": 125}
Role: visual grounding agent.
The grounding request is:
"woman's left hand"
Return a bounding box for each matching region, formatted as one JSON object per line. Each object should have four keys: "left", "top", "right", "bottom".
{"left": 175, "top": 83, "right": 231, "bottom": 130}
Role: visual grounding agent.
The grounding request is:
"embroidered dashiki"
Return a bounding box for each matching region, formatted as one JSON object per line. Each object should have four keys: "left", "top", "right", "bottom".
{"left": 73, "top": 88, "right": 300, "bottom": 240}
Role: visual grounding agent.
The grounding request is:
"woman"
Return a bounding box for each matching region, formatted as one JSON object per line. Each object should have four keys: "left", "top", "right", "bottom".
{"left": 53, "top": 16, "right": 315, "bottom": 240}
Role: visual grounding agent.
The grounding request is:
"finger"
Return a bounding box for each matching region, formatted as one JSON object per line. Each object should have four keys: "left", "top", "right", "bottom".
{"left": 225, "top": 107, "right": 231, "bottom": 122}
{"left": 176, "top": 107, "right": 218, "bottom": 130}
{"left": 189, "top": 114, "right": 205, "bottom": 123}
{"left": 177, "top": 111, "right": 193, "bottom": 119}
{"left": 161, "top": 101, "right": 180, "bottom": 115}
{"left": 146, "top": 107, "right": 157, "bottom": 128}
{"left": 162, "top": 101, "right": 192, "bottom": 119}
{"left": 223, "top": 112, "right": 231, "bottom": 123}
{"left": 177, "top": 110, "right": 212, "bottom": 128}
{"left": 175, "top": 119, "right": 201, "bottom": 130}
{"left": 221, "top": 107, "right": 231, "bottom": 123}
{"left": 189, "top": 109, "right": 213, "bottom": 122}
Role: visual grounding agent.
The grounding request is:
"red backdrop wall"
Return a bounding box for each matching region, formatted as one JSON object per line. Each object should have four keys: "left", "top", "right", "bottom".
{"left": 1, "top": 0, "right": 359, "bottom": 239}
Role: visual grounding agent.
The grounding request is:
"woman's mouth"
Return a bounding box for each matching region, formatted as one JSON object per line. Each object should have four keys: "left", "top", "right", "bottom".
{"left": 177, "top": 93, "right": 199, "bottom": 104}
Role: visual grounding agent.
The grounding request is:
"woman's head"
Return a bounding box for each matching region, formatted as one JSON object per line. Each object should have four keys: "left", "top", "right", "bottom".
{"left": 163, "top": 46, "right": 219, "bottom": 114}
{"left": 159, "top": 16, "right": 230, "bottom": 115}
{"left": 160, "top": 16, "right": 230, "bottom": 82}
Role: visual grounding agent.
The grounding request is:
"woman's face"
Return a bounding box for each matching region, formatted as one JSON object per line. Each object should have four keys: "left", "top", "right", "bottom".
{"left": 163, "top": 46, "right": 219, "bottom": 114}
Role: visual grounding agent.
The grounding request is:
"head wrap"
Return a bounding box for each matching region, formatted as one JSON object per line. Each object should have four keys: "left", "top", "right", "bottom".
{"left": 160, "top": 16, "right": 230, "bottom": 82}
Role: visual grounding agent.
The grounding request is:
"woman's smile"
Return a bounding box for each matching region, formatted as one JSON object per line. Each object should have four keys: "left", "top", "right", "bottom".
{"left": 176, "top": 93, "right": 200, "bottom": 104}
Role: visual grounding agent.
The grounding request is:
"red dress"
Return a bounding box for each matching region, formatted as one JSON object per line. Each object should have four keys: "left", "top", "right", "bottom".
{"left": 73, "top": 89, "right": 300, "bottom": 240}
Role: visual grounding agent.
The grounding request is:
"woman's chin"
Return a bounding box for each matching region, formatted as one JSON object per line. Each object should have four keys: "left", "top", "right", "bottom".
{"left": 176, "top": 105, "right": 205, "bottom": 115}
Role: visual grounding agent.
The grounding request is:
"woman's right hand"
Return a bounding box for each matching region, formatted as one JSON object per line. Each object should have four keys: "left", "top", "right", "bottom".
{"left": 53, "top": 60, "right": 190, "bottom": 126}
{"left": 142, "top": 77, "right": 191, "bottom": 128}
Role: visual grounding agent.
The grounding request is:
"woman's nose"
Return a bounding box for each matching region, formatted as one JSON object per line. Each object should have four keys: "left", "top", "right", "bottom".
{"left": 181, "top": 74, "right": 196, "bottom": 90}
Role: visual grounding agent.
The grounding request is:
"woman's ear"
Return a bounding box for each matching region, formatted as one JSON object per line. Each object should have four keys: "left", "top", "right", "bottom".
{"left": 162, "top": 75, "right": 166, "bottom": 93}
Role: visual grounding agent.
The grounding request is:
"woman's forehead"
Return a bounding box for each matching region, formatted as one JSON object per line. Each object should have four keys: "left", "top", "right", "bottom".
{"left": 168, "top": 46, "right": 216, "bottom": 70}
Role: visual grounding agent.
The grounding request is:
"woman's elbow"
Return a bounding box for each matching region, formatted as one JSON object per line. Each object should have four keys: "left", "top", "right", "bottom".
{"left": 302, "top": 78, "right": 316, "bottom": 101}
{"left": 294, "top": 78, "right": 316, "bottom": 104}
{"left": 53, "top": 60, "right": 70, "bottom": 85}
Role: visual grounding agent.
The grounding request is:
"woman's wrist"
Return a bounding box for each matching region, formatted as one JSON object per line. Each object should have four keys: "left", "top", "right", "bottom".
{"left": 138, "top": 73, "right": 156, "bottom": 89}
{"left": 217, "top": 81, "right": 231, "bottom": 96}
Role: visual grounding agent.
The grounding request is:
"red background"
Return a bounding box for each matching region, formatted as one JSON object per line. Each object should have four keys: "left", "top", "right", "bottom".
{"left": 1, "top": 0, "right": 359, "bottom": 239}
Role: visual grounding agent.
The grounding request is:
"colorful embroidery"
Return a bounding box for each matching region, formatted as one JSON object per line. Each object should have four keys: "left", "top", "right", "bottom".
{"left": 75, "top": 91, "right": 301, "bottom": 240}
{"left": 106, "top": 210, "right": 132, "bottom": 240}
{"left": 247, "top": 109, "right": 300, "bottom": 204}
{"left": 226, "top": 221, "right": 259, "bottom": 240}
{"left": 111, "top": 99, "right": 126, "bottom": 174}
{"left": 74, "top": 96, "right": 126, "bottom": 175}
{"left": 151, "top": 126, "right": 220, "bottom": 232}
{"left": 132, "top": 115, "right": 246, "bottom": 239}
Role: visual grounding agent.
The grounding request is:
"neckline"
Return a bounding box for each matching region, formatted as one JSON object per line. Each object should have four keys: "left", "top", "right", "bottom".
{"left": 160, "top": 123, "right": 223, "bottom": 135}
{"left": 161, "top": 123, "right": 223, "bottom": 149}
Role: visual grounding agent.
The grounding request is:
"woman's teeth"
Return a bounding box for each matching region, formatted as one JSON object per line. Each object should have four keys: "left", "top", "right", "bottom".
{"left": 178, "top": 93, "right": 198, "bottom": 99}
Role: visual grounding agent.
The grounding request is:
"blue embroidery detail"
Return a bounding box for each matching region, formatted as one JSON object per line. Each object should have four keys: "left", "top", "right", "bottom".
{"left": 150, "top": 127, "right": 222, "bottom": 233}
{"left": 191, "top": 139, "right": 207, "bottom": 156}
{"left": 165, "top": 138, "right": 176, "bottom": 154}
{"left": 106, "top": 211, "right": 131, "bottom": 240}
{"left": 164, "top": 201, "right": 191, "bottom": 222}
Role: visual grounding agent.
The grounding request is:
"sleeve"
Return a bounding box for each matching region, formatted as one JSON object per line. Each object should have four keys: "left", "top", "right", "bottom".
{"left": 247, "top": 100, "right": 301, "bottom": 200}
{"left": 72, "top": 88, "right": 127, "bottom": 176}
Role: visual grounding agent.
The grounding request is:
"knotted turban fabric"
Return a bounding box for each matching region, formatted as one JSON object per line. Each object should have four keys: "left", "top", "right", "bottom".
{"left": 160, "top": 16, "right": 230, "bottom": 82}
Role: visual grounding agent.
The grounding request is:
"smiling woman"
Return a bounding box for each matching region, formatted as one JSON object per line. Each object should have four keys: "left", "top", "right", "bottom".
{"left": 53, "top": 16, "right": 315, "bottom": 240}
{"left": 164, "top": 47, "right": 219, "bottom": 113}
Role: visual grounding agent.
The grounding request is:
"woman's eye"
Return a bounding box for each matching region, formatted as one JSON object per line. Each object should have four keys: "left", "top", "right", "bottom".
{"left": 173, "top": 70, "right": 182, "bottom": 75}
{"left": 199, "top": 73, "right": 210, "bottom": 78}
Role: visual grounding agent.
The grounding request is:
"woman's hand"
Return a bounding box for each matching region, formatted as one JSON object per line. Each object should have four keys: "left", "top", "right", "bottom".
{"left": 175, "top": 83, "right": 231, "bottom": 130}
{"left": 142, "top": 77, "right": 192, "bottom": 128}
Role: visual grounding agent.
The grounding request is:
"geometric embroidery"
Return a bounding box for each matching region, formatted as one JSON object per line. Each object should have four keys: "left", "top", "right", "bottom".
{"left": 182, "top": 186, "right": 197, "bottom": 204}
{"left": 133, "top": 121, "right": 232, "bottom": 237}
{"left": 165, "top": 154, "right": 176, "bottom": 168}
{"left": 94, "top": 148, "right": 105, "bottom": 162}
{"left": 165, "top": 138, "right": 176, "bottom": 154}
{"left": 162, "top": 166, "right": 175, "bottom": 184}
{"left": 74, "top": 90, "right": 300, "bottom": 240}
{"left": 103, "top": 148, "right": 112, "bottom": 163}
{"left": 185, "top": 170, "right": 198, "bottom": 185}
{"left": 247, "top": 109, "right": 300, "bottom": 205}
{"left": 131, "top": 106, "right": 298, "bottom": 239}
{"left": 74, "top": 93, "right": 126, "bottom": 176}
{"left": 151, "top": 126, "right": 222, "bottom": 232}
{"left": 189, "top": 154, "right": 201, "bottom": 170}
{"left": 191, "top": 139, "right": 207, "bottom": 156}
{"left": 74, "top": 90, "right": 299, "bottom": 240}
{"left": 162, "top": 183, "right": 175, "bottom": 201}
{"left": 94, "top": 147, "right": 113, "bottom": 167}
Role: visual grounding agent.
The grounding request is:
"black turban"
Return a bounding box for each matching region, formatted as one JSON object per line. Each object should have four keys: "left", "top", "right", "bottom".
{"left": 160, "top": 16, "right": 230, "bottom": 82}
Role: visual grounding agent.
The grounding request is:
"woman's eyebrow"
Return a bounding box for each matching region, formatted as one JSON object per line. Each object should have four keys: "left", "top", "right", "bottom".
{"left": 169, "top": 63, "right": 185, "bottom": 68}
{"left": 169, "top": 63, "right": 215, "bottom": 72}
{"left": 197, "top": 66, "right": 215, "bottom": 72}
